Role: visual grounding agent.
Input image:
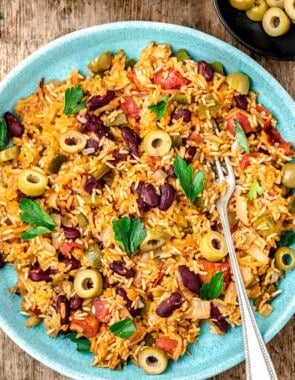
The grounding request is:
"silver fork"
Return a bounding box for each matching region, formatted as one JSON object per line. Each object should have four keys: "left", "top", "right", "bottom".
{"left": 214, "top": 155, "right": 278, "bottom": 380}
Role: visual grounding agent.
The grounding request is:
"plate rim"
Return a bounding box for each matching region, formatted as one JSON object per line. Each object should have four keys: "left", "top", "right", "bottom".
{"left": 0, "top": 20, "right": 294, "bottom": 380}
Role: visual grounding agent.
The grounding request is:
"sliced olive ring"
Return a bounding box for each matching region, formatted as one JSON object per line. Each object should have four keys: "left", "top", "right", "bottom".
{"left": 137, "top": 347, "right": 168, "bottom": 375}
{"left": 199, "top": 231, "right": 228, "bottom": 262}
{"left": 275, "top": 246, "right": 295, "bottom": 271}
{"left": 266, "top": 0, "right": 284, "bottom": 8}
{"left": 73, "top": 269, "right": 103, "bottom": 299}
{"left": 142, "top": 130, "right": 172, "bottom": 157}
{"left": 226, "top": 72, "right": 250, "bottom": 95}
{"left": 285, "top": 0, "right": 295, "bottom": 20}
{"left": 282, "top": 162, "right": 295, "bottom": 189}
{"left": 140, "top": 228, "right": 169, "bottom": 252}
{"left": 262, "top": 7, "right": 291, "bottom": 37}
{"left": 18, "top": 169, "right": 48, "bottom": 197}
{"left": 59, "top": 131, "right": 87, "bottom": 154}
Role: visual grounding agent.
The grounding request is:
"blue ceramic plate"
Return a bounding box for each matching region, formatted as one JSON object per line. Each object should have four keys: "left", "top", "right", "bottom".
{"left": 0, "top": 21, "right": 294, "bottom": 380}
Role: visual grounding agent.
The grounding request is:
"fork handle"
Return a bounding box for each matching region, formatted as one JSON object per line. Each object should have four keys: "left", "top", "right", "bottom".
{"left": 218, "top": 207, "right": 278, "bottom": 380}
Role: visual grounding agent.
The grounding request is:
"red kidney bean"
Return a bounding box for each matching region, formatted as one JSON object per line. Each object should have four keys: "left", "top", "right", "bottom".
{"left": 56, "top": 295, "right": 70, "bottom": 325}
{"left": 141, "top": 183, "right": 160, "bottom": 208}
{"left": 62, "top": 226, "right": 81, "bottom": 239}
{"left": 131, "top": 181, "right": 143, "bottom": 195}
{"left": 171, "top": 109, "right": 191, "bottom": 123}
{"left": 210, "top": 304, "right": 228, "bottom": 333}
{"left": 84, "top": 175, "right": 98, "bottom": 194}
{"left": 156, "top": 292, "right": 183, "bottom": 318}
{"left": 178, "top": 265, "right": 202, "bottom": 295}
{"left": 185, "top": 145, "right": 196, "bottom": 163}
{"left": 4, "top": 111, "right": 24, "bottom": 137}
{"left": 121, "top": 126, "right": 141, "bottom": 157}
{"left": 159, "top": 183, "right": 175, "bottom": 211}
{"left": 0, "top": 252, "right": 5, "bottom": 268}
{"left": 234, "top": 95, "right": 248, "bottom": 110}
{"left": 85, "top": 138, "right": 100, "bottom": 153}
{"left": 137, "top": 197, "right": 152, "bottom": 213}
{"left": 80, "top": 113, "right": 113, "bottom": 140}
{"left": 108, "top": 149, "right": 128, "bottom": 165}
{"left": 198, "top": 60, "right": 214, "bottom": 82}
{"left": 87, "top": 91, "right": 116, "bottom": 111}
{"left": 117, "top": 287, "right": 140, "bottom": 317}
{"left": 167, "top": 164, "right": 177, "bottom": 178}
{"left": 109, "top": 261, "right": 135, "bottom": 278}
{"left": 29, "top": 267, "right": 51, "bottom": 282}
{"left": 61, "top": 256, "right": 80, "bottom": 270}
{"left": 69, "top": 294, "right": 83, "bottom": 310}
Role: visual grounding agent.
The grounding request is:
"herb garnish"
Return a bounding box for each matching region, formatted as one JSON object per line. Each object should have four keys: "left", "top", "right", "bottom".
{"left": 174, "top": 155, "right": 205, "bottom": 203}
{"left": 0, "top": 12, "right": 3, "bottom": 20}
{"left": 200, "top": 272, "right": 224, "bottom": 299}
{"left": 109, "top": 317, "right": 136, "bottom": 339}
{"left": 63, "top": 85, "right": 86, "bottom": 115}
{"left": 234, "top": 119, "right": 249, "bottom": 153}
{"left": 19, "top": 199, "right": 56, "bottom": 240}
{"left": 148, "top": 96, "right": 169, "bottom": 120}
{"left": 0, "top": 118, "right": 8, "bottom": 150}
{"left": 278, "top": 230, "right": 295, "bottom": 248}
{"left": 247, "top": 179, "right": 264, "bottom": 201}
{"left": 112, "top": 216, "right": 146, "bottom": 255}
{"left": 64, "top": 332, "right": 91, "bottom": 352}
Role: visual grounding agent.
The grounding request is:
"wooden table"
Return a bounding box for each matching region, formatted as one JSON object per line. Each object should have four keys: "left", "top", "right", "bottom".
{"left": 0, "top": 1, "right": 294, "bottom": 379}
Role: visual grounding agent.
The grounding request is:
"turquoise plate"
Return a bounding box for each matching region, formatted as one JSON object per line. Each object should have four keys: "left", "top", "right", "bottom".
{"left": 0, "top": 21, "right": 294, "bottom": 380}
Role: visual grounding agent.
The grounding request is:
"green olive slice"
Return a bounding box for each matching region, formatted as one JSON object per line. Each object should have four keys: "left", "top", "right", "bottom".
{"left": 138, "top": 347, "right": 168, "bottom": 375}
{"left": 275, "top": 247, "right": 295, "bottom": 271}
{"left": 285, "top": 0, "right": 295, "bottom": 20}
{"left": 142, "top": 130, "right": 172, "bottom": 157}
{"left": 199, "top": 231, "right": 228, "bottom": 262}
{"left": 73, "top": 269, "right": 103, "bottom": 299}
{"left": 266, "top": 0, "right": 284, "bottom": 8}
{"left": 87, "top": 51, "right": 112, "bottom": 73}
{"left": 18, "top": 169, "right": 48, "bottom": 197}
{"left": 282, "top": 162, "right": 295, "bottom": 188}
{"left": 262, "top": 7, "right": 291, "bottom": 37}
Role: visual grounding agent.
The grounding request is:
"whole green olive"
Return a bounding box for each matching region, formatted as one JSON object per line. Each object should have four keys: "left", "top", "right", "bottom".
{"left": 230, "top": 0, "right": 255, "bottom": 10}
{"left": 282, "top": 162, "right": 295, "bottom": 188}
{"left": 246, "top": 0, "right": 269, "bottom": 21}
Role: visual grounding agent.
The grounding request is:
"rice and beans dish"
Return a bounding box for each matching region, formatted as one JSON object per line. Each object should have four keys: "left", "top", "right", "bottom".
{"left": 0, "top": 42, "right": 294, "bottom": 375}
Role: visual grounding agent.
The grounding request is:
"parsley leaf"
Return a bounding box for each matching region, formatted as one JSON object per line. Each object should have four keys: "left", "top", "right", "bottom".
{"left": 174, "top": 155, "right": 205, "bottom": 203}
{"left": 247, "top": 179, "right": 264, "bottom": 201}
{"left": 234, "top": 119, "right": 249, "bottom": 153}
{"left": 19, "top": 199, "right": 56, "bottom": 240}
{"left": 0, "top": 118, "right": 8, "bottom": 150}
{"left": 278, "top": 230, "right": 295, "bottom": 248}
{"left": 0, "top": 12, "right": 3, "bottom": 20}
{"left": 21, "top": 226, "right": 53, "bottom": 240}
{"left": 63, "top": 85, "right": 86, "bottom": 115}
{"left": 148, "top": 96, "right": 168, "bottom": 120}
{"left": 64, "top": 332, "right": 91, "bottom": 352}
{"left": 109, "top": 317, "right": 136, "bottom": 339}
{"left": 112, "top": 216, "right": 146, "bottom": 255}
{"left": 200, "top": 272, "right": 224, "bottom": 299}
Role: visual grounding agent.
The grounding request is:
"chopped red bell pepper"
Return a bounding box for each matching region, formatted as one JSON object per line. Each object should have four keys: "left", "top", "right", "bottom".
{"left": 225, "top": 108, "right": 253, "bottom": 134}
{"left": 155, "top": 337, "right": 178, "bottom": 353}
{"left": 93, "top": 299, "right": 111, "bottom": 323}
{"left": 59, "top": 242, "right": 84, "bottom": 255}
{"left": 199, "top": 259, "right": 231, "bottom": 287}
{"left": 120, "top": 96, "right": 141, "bottom": 119}
{"left": 152, "top": 67, "right": 190, "bottom": 90}
{"left": 70, "top": 314, "right": 100, "bottom": 338}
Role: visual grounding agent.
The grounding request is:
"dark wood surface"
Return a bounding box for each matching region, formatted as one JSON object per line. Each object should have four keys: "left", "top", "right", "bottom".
{"left": 0, "top": 1, "right": 294, "bottom": 379}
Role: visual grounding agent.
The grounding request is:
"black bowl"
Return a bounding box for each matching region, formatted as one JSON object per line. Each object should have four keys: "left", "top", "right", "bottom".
{"left": 213, "top": 0, "right": 295, "bottom": 60}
